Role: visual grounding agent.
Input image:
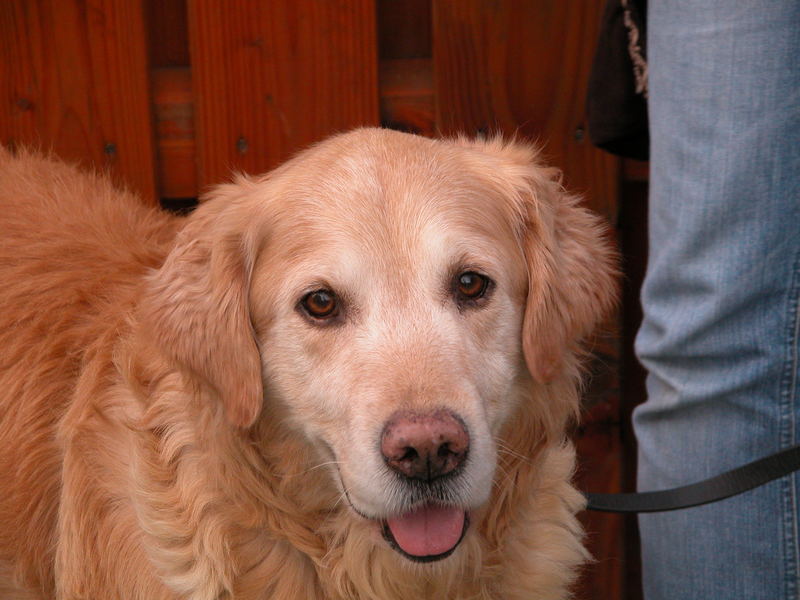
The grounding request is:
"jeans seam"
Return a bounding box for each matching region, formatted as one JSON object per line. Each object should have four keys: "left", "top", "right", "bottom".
{"left": 781, "top": 248, "right": 800, "bottom": 599}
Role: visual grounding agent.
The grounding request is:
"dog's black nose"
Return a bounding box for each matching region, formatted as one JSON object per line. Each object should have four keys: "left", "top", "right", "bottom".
{"left": 380, "top": 410, "right": 469, "bottom": 481}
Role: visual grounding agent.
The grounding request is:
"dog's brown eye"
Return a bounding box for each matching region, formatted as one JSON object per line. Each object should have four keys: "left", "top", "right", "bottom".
{"left": 301, "top": 290, "right": 338, "bottom": 319}
{"left": 456, "top": 272, "right": 490, "bottom": 300}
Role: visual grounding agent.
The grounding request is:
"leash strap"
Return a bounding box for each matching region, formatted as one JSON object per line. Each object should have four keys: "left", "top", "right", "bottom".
{"left": 585, "top": 444, "right": 800, "bottom": 513}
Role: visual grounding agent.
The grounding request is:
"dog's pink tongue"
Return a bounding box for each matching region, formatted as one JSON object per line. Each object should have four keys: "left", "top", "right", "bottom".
{"left": 387, "top": 504, "right": 465, "bottom": 557}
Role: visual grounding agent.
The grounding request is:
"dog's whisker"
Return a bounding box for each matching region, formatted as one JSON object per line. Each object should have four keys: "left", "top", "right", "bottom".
{"left": 272, "top": 460, "right": 343, "bottom": 481}
{"left": 331, "top": 489, "right": 349, "bottom": 511}
{"left": 494, "top": 439, "right": 532, "bottom": 465}
{"left": 491, "top": 465, "right": 514, "bottom": 490}
{"left": 303, "top": 460, "right": 342, "bottom": 474}
{"left": 490, "top": 457, "right": 521, "bottom": 493}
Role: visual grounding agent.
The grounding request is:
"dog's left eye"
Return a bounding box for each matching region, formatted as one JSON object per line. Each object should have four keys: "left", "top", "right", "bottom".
{"left": 300, "top": 289, "right": 339, "bottom": 320}
{"left": 455, "top": 271, "right": 491, "bottom": 302}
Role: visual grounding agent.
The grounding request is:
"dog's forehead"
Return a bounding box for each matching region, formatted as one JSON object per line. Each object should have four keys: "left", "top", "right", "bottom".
{"left": 248, "top": 133, "right": 529, "bottom": 312}
{"left": 271, "top": 136, "right": 523, "bottom": 259}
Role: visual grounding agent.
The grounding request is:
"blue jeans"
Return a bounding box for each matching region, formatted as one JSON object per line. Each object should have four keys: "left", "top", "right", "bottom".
{"left": 634, "top": 2, "right": 800, "bottom": 598}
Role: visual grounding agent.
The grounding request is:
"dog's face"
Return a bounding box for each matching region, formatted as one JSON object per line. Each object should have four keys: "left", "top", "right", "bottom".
{"left": 142, "top": 128, "right": 616, "bottom": 564}
{"left": 247, "top": 134, "right": 532, "bottom": 561}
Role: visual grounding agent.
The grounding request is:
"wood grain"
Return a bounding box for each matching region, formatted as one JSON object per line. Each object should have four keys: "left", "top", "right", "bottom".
{"left": 152, "top": 67, "right": 196, "bottom": 199}
{"left": 433, "top": 0, "right": 619, "bottom": 220}
{"left": 187, "top": 0, "right": 379, "bottom": 189}
{"left": 575, "top": 322, "right": 626, "bottom": 600}
{"left": 0, "top": 0, "right": 157, "bottom": 203}
{"left": 377, "top": 0, "right": 431, "bottom": 60}
{"left": 380, "top": 58, "right": 435, "bottom": 135}
{"left": 147, "top": 0, "right": 190, "bottom": 68}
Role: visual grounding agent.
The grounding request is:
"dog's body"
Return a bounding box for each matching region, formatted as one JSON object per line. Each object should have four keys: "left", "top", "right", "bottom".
{"left": 0, "top": 129, "right": 616, "bottom": 599}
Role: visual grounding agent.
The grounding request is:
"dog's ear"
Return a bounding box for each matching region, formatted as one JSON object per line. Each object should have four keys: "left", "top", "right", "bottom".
{"left": 514, "top": 151, "right": 618, "bottom": 384}
{"left": 519, "top": 175, "right": 618, "bottom": 384}
{"left": 138, "top": 184, "right": 263, "bottom": 427}
{"left": 461, "top": 137, "right": 618, "bottom": 384}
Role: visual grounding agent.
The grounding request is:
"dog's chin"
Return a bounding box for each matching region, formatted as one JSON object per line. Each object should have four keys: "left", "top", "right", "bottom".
{"left": 337, "top": 467, "right": 476, "bottom": 562}
{"left": 377, "top": 503, "right": 470, "bottom": 563}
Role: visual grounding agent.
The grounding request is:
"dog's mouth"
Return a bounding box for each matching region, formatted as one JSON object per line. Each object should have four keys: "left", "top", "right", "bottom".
{"left": 380, "top": 503, "right": 469, "bottom": 562}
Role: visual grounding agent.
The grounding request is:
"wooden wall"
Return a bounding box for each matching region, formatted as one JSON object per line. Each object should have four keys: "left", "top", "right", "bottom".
{"left": 1, "top": 2, "right": 637, "bottom": 598}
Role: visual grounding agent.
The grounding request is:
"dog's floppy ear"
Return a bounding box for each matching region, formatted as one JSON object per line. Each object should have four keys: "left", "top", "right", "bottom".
{"left": 520, "top": 174, "right": 618, "bottom": 383}
{"left": 138, "top": 185, "right": 263, "bottom": 427}
{"left": 464, "top": 137, "right": 618, "bottom": 384}
{"left": 513, "top": 149, "right": 618, "bottom": 384}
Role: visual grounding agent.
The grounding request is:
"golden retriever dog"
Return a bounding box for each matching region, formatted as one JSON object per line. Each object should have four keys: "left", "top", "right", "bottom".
{"left": 0, "top": 128, "right": 616, "bottom": 599}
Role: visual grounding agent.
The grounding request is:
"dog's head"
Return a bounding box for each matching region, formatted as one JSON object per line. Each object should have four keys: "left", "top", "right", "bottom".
{"left": 139, "top": 128, "right": 617, "bottom": 563}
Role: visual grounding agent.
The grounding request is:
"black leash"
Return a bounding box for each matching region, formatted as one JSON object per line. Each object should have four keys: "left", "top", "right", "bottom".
{"left": 584, "top": 444, "right": 800, "bottom": 513}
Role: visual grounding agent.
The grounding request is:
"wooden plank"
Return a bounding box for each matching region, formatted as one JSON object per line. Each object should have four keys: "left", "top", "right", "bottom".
{"left": 575, "top": 323, "right": 626, "bottom": 600}
{"left": 376, "top": 0, "right": 434, "bottom": 135}
{"left": 152, "top": 68, "right": 197, "bottom": 198}
{"left": 187, "top": 0, "right": 379, "bottom": 189}
{"left": 617, "top": 180, "right": 649, "bottom": 600}
{"left": 433, "top": 0, "right": 619, "bottom": 221}
{"left": 146, "top": 0, "right": 190, "bottom": 68}
{"left": 377, "top": 0, "right": 431, "bottom": 60}
{"left": 380, "top": 58, "right": 435, "bottom": 135}
{"left": 0, "top": 0, "right": 157, "bottom": 203}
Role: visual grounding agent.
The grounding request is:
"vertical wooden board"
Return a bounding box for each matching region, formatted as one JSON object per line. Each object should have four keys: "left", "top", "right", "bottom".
{"left": 575, "top": 322, "right": 626, "bottom": 600}
{"left": 377, "top": 0, "right": 435, "bottom": 135}
{"left": 147, "top": 0, "right": 190, "bottom": 68}
{"left": 380, "top": 58, "right": 435, "bottom": 135}
{"left": 0, "top": 0, "right": 157, "bottom": 203}
{"left": 377, "top": 0, "right": 431, "bottom": 60}
{"left": 188, "top": 0, "right": 379, "bottom": 189}
{"left": 432, "top": 0, "right": 618, "bottom": 220}
{"left": 0, "top": 2, "right": 36, "bottom": 147}
{"left": 85, "top": 0, "right": 158, "bottom": 202}
{"left": 152, "top": 67, "right": 197, "bottom": 198}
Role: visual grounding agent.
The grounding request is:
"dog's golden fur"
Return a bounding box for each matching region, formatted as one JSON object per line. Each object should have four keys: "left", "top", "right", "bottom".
{"left": 0, "top": 129, "right": 616, "bottom": 599}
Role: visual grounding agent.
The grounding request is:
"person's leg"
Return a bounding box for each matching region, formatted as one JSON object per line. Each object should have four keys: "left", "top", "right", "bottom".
{"left": 634, "top": 2, "right": 800, "bottom": 598}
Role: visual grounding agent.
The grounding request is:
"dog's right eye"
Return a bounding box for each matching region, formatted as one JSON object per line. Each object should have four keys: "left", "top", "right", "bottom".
{"left": 454, "top": 271, "right": 491, "bottom": 302}
{"left": 300, "top": 289, "right": 339, "bottom": 320}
